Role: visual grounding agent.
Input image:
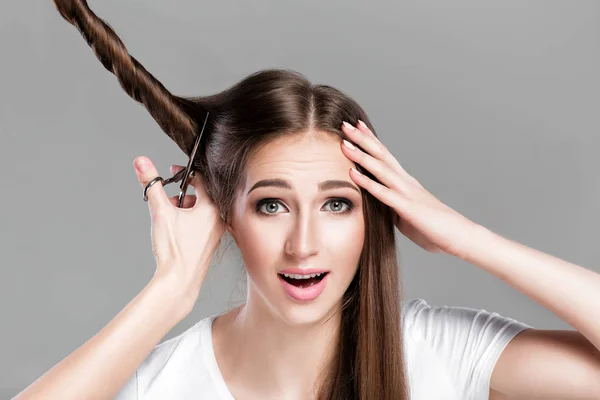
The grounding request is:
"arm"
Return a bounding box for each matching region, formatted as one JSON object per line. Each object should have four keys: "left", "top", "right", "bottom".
{"left": 336, "top": 120, "right": 600, "bottom": 397}
{"left": 464, "top": 225, "right": 600, "bottom": 398}
{"left": 13, "top": 277, "right": 192, "bottom": 400}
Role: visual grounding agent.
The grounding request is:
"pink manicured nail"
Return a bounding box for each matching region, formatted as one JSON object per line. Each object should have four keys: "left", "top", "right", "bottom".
{"left": 358, "top": 120, "right": 368, "bottom": 129}
{"left": 343, "top": 139, "right": 356, "bottom": 150}
{"left": 343, "top": 121, "right": 355, "bottom": 130}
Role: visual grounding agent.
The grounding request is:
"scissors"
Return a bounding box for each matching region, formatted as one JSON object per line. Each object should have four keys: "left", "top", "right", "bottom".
{"left": 143, "top": 111, "right": 209, "bottom": 208}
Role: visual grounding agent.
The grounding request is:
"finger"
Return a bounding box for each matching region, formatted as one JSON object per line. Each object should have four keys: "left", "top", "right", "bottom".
{"left": 187, "top": 170, "right": 210, "bottom": 206}
{"left": 348, "top": 167, "right": 410, "bottom": 214}
{"left": 357, "top": 119, "right": 381, "bottom": 143}
{"left": 169, "top": 194, "right": 197, "bottom": 208}
{"left": 342, "top": 121, "right": 412, "bottom": 181}
{"left": 165, "top": 165, "right": 193, "bottom": 208}
{"left": 170, "top": 164, "right": 185, "bottom": 175}
{"left": 134, "top": 156, "right": 170, "bottom": 213}
{"left": 341, "top": 139, "right": 403, "bottom": 193}
{"left": 169, "top": 164, "right": 211, "bottom": 209}
{"left": 342, "top": 121, "right": 384, "bottom": 161}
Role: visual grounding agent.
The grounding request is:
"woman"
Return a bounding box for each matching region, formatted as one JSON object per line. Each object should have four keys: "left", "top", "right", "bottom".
{"left": 15, "top": 1, "right": 600, "bottom": 399}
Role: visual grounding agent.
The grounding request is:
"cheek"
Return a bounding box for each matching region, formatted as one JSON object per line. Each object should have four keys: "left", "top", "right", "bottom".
{"left": 231, "top": 215, "right": 284, "bottom": 278}
{"left": 322, "top": 215, "right": 363, "bottom": 240}
{"left": 328, "top": 217, "right": 365, "bottom": 274}
{"left": 232, "top": 211, "right": 365, "bottom": 276}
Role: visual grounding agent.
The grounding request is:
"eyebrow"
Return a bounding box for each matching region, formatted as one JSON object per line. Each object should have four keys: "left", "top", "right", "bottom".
{"left": 247, "top": 178, "right": 360, "bottom": 195}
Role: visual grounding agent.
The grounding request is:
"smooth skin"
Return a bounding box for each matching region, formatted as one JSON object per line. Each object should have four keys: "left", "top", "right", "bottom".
{"left": 208, "top": 132, "right": 366, "bottom": 399}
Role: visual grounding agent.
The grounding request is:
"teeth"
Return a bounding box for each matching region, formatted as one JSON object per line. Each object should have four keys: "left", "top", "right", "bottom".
{"left": 281, "top": 272, "right": 325, "bottom": 279}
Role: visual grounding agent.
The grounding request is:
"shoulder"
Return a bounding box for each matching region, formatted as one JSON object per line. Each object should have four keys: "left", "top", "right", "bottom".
{"left": 401, "top": 298, "right": 431, "bottom": 336}
{"left": 402, "top": 298, "right": 427, "bottom": 322}
{"left": 402, "top": 297, "right": 531, "bottom": 339}
{"left": 401, "top": 297, "right": 532, "bottom": 399}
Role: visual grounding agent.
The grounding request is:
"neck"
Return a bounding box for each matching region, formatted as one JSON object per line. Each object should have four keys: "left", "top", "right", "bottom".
{"left": 213, "top": 289, "right": 342, "bottom": 399}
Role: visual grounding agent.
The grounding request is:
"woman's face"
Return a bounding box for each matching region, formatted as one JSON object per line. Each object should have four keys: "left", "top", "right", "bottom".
{"left": 228, "top": 132, "right": 365, "bottom": 327}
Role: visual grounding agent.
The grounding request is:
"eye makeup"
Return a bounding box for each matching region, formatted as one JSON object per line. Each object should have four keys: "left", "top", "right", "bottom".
{"left": 254, "top": 197, "right": 355, "bottom": 216}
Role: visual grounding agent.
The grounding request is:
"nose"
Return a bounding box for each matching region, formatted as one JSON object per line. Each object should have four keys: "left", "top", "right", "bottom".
{"left": 284, "top": 212, "right": 319, "bottom": 259}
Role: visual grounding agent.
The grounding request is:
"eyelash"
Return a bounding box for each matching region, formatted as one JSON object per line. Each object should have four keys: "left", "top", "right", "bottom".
{"left": 255, "top": 198, "right": 355, "bottom": 216}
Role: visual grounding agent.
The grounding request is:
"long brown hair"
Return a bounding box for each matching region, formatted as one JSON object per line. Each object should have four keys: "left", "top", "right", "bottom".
{"left": 52, "top": 1, "right": 410, "bottom": 398}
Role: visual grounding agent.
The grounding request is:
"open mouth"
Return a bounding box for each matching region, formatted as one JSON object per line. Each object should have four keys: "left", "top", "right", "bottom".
{"left": 277, "top": 272, "right": 329, "bottom": 289}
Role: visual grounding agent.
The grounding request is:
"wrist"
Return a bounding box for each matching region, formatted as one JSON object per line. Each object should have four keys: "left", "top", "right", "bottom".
{"left": 459, "top": 223, "right": 495, "bottom": 263}
{"left": 147, "top": 274, "right": 197, "bottom": 322}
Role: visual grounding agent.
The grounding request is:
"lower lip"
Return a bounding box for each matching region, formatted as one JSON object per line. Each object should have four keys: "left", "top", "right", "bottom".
{"left": 278, "top": 273, "right": 329, "bottom": 301}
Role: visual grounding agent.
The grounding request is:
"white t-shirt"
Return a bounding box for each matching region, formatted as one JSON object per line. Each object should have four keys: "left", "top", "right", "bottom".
{"left": 114, "top": 298, "right": 532, "bottom": 400}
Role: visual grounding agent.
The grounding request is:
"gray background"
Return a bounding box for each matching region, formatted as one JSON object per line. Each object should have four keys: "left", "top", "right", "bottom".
{"left": 2, "top": 0, "right": 599, "bottom": 397}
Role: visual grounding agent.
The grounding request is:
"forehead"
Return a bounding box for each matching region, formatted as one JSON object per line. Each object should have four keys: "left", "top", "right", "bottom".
{"left": 245, "top": 133, "right": 357, "bottom": 183}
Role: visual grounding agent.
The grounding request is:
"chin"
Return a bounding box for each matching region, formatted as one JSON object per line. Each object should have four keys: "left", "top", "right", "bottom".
{"left": 271, "top": 289, "right": 343, "bottom": 329}
{"left": 248, "top": 273, "right": 347, "bottom": 328}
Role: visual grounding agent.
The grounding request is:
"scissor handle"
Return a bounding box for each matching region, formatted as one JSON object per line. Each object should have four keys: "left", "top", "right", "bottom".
{"left": 161, "top": 168, "right": 196, "bottom": 208}
{"left": 162, "top": 168, "right": 188, "bottom": 185}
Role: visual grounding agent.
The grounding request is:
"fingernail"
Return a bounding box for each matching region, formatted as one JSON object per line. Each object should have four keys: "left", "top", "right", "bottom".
{"left": 135, "top": 157, "right": 149, "bottom": 173}
{"left": 342, "top": 121, "right": 355, "bottom": 130}
{"left": 351, "top": 167, "right": 362, "bottom": 175}
{"left": 343, "top": 139, "right": 356, "bottom": 150}
{"left": 358, "top": 120, "right": 368, "bottom": 129}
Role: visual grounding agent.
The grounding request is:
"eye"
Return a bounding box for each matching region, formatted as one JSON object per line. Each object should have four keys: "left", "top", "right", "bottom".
{"left": 324, "top": 199, "right": 353, "bottom": 214}
{"left": 255, "top": 198, "right": 354, "bottom": 216}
